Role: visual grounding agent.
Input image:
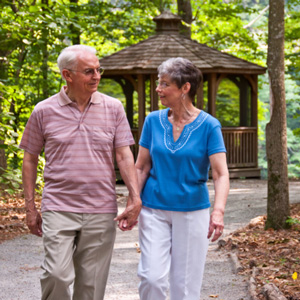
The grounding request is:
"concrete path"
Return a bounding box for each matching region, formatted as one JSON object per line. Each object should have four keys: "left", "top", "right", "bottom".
{"left": 1, "top": 179, "right": 299, "bottom": 300}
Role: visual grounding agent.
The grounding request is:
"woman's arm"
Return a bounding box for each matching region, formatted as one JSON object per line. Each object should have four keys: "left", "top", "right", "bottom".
{"left": 207, "top": 152, "right": 230, "bottom": 242}
{"left": 135, "top": 146, "right": 152, "bottom": 194}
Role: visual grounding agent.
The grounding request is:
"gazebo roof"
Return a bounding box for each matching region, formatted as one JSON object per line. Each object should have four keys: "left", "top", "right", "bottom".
{"left": 99, "top": 11, "right": 266, "bottom": 75}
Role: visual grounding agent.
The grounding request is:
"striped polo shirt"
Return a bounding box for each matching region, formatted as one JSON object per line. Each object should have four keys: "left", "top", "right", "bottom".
{"left": 20, "top": 86, "right": 135, "bottom": 214}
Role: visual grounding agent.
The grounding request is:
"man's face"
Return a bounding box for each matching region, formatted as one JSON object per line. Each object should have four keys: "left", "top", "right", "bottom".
{"left": 68, "top": 51, "right": 101, "bottom": 96}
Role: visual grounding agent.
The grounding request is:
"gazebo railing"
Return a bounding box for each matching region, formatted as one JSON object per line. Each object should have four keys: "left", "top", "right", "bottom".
{"left": 130, "top": 127, "right": 258, "bottom": 169}
{"left": 222, "top": 127, "right": 257, "bottom": 168}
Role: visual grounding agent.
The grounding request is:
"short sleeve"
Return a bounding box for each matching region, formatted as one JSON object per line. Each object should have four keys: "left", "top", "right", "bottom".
{"left": 113, "top": 101, "right": 135, "bottom": 148}
{"left": 139, "top": 114, "right": 151, "bottom": 149}
{"left": 19, "top": 109, "right": 45, "bottom": 155}
{"left": 207, "top": 124, "right": 226, "bottom": 156}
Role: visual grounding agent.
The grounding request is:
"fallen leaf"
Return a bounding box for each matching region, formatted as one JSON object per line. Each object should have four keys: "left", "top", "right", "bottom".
{"left": 292, "top": 272, "right": 297, "bottom": 281}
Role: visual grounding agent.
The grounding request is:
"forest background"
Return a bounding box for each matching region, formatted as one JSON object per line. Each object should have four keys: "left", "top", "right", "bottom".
{"left": 0, "top": 0, "right": 300, "bottom": 195}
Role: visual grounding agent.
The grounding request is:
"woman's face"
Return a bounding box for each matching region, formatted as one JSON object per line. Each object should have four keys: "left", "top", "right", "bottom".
{"left": 156, "top": 75, "right": 182, "bottom": 108}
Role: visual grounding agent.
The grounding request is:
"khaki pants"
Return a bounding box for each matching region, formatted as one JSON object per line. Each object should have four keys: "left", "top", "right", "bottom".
{"left": 41, "top": 211, "right": 116, "bottom": 300}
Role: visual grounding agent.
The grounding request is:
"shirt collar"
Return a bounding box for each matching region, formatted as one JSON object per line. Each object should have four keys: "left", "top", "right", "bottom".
{"left": 90, "top": 91, "right": 102, "bottom": 104}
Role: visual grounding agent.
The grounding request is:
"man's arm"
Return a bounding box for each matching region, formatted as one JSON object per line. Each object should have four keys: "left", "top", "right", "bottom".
{"left": 22, "top": 151, "right": 43, "bottom": 237}
{"left": 114, "top": 146, "right": 142, "bottom": 231}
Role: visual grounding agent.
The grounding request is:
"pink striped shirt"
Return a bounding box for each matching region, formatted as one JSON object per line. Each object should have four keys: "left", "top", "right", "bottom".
{"left": 20, "top": 86, "right": 135, "bottom": 213}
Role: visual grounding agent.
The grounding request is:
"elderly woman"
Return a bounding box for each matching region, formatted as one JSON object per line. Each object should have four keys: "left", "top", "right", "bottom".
{"left": 135, "top": 57, "right": 229, "bottom": 300}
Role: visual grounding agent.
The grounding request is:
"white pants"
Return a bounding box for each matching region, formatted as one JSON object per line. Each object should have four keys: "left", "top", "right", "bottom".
{"left": 138, "top": 207, "right": 210, "bottom": 300}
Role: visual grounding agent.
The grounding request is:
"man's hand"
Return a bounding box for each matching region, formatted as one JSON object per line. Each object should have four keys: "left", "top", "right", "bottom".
{"left": 26, "top": 208, "right": 43, "bottom": 237}
{"left": 114, "top": 196, "right": 142, "bottom": 231}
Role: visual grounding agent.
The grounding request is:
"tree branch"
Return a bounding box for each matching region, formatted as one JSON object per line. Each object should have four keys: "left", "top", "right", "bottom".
{"left": 243, "top": 5, "right": 269, "bottom": 29}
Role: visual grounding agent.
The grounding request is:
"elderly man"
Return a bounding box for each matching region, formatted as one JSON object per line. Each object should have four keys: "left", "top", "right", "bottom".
{"left": 20, "top": 45, "right": 141, "bottom": 300}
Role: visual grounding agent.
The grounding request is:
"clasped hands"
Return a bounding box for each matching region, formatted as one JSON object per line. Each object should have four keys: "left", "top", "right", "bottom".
{"left": 114, "top": 196, "right": 142, "bottom": 231}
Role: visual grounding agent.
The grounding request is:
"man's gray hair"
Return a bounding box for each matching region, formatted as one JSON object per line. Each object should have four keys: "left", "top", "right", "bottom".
{"left": 158, "top": 57, "right": 202, "bottom": 99}
{"left": 57, "top": 45, "right": 97, "bottom": 79}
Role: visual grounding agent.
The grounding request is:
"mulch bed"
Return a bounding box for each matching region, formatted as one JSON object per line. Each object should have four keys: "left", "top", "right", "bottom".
{"left": 222, "top": 203, "right": 300, "bottom": 300}
{"left": 0, "top": 193, "right": 41, "bottom": 243}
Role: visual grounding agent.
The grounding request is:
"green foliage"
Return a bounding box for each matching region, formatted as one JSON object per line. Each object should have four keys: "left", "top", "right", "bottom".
{"left": 216, "top": 79, "right": 240, "bottom": 127}
{"left": 257, "top": 74, "right": 300, "bottom": 179}
{"left": 190, "top": 0, "right": 265, "bottom": 64}
{"left": 1, "top": 0, "right": 300, "bottom": 194}
{"left": 285, "top": 0, "right": 300, "bottom": 82}
{"left": 99, "top": 79, "right": 126, "bottom": 106}
{"left": 0, "top": 155, "right": 45, "bottom": 196}
{"left": 286, "top": 216, "right": 300, "bottom": 226}
{"left": 0, "top": 167, "right": 22, "bottom": 195}
{"left": 0, "top": 0, "right": 162, "bottom": 194}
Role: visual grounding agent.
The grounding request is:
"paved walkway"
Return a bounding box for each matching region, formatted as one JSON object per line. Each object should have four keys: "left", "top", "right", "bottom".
{"left": 1, "top": 179, "right": 300, "bottom": 300}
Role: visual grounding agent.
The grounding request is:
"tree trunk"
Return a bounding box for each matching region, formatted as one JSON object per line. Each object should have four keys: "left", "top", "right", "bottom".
{"left": 177, "top": 0, "right": 192, "bottom": 38}
{"left": 0, "top": 141, "right": 7, "bottom": 175}
{"left": 42, "top": 0, "right": 49, "bottom": 99}
{"left": 70, "top": 0, "right": 81, "bottom": 45}
{"left": 265, "top": 0, "right": 290, "bottom": 230}
{"left": 0, "top": 83, "right": 7, "bottom": 175}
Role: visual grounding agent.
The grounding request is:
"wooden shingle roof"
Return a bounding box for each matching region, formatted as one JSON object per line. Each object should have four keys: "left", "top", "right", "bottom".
{"left": 99, "top": 11, "right": 266, "bottom": 75}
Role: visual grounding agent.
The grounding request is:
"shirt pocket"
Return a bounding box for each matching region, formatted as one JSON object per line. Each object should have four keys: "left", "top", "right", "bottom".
{"left": 92, "top": 127, "right": 115, "bottom": 151}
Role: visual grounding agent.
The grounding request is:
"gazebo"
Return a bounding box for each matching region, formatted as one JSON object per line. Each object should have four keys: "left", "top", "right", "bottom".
{"left": 99, "top": 11, "right": 266, "bottom": 178}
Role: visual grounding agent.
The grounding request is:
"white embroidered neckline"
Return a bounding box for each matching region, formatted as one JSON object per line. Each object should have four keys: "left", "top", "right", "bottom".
{"left": 159, "top": 109, "right": 208, "bottom": 153}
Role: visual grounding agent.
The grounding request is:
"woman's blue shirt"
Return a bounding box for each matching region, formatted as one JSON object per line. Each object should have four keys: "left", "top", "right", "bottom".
{"left": 139, "top": 108, "right": 226, "bottom": 212}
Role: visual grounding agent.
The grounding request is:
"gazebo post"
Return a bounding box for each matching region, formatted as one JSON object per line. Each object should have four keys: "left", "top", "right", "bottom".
{"left": 116, "top": 78, "right": 135, "bottom": 127}
{"left": 252, "top": 75, "right": 259, "bottom": 170}
{"left": 244, "top": 74, "right": 258, "bottom": 127}
{"left": 251, "top": 75, "right": 258, "bottom": 128}
{"left": 240, "top": 76, "right": 250, "bottom": 126}
{"left": 196, "top": 80, "right": 204, "bottom": 109}
{"left": 150, "top": 74, "right": 159, "bottom": 111}
{"left": 137, "top": 74, "right": 146, "bottom": 137}
{"left": 125, "top": 87, "right": 134, "bottom": 128}
{"left": 208, "top": 73, "right": 217, "bottom": 117}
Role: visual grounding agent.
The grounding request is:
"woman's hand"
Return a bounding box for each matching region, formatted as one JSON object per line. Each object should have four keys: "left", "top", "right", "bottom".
{"left": 208, "top": 152, "right": 229, "bottom": 242}
{"left": 207, "top": 209, "right": 224, "bottom": 242}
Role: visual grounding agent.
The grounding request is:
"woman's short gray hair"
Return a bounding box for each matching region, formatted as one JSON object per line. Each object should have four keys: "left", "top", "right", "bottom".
{"left": 57, "top": 45, "right": 97, "bottom": 79}
{"left": 157, "top": 57, "right": 202, "bottom": 99}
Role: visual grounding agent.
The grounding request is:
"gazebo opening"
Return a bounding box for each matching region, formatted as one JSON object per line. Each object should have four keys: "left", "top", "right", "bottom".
{"left": 216, "top": 78, "right": 240, "bottom": 127}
